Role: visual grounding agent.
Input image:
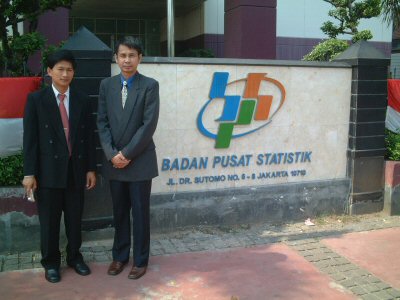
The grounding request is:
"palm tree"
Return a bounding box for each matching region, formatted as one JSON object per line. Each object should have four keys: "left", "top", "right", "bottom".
{"left": 381, "top": 0, "right": 400, "bottom": 29}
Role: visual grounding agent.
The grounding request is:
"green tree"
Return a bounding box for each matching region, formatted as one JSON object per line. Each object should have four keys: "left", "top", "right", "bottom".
{"left": 304, "top": 0, "right": 381, "bottom": 61}
{"left": 0, "top": 0, "right": 75, "bottom": 76}
{"left": 321, "top": 0, "right": 380, "bottom": 42}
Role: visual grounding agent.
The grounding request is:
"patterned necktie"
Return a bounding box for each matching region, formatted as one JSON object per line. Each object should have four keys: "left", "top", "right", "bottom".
{"left": 122, "top": 81, "right": 128, "bottom": 108}
{"left": 58, "top": 93, "right": 71, "bottom": 155}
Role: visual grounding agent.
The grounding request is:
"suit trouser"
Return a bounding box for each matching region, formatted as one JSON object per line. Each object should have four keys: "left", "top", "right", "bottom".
{"left": 109, "top": 180, "right": 152, "bottom": 268}
{"left": 36, "top": 159, "right": 84, "bottom": 269}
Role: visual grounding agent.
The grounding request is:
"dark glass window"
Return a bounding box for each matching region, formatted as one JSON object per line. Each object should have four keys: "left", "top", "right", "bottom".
{"left": 74, "top": 18, "right": 95, "bottom": 32}
{"left": 69, "top": 17, "right": 160, "bottom": 56}
{"left": 96, "top": 19, "right": 116, "bottom": 34}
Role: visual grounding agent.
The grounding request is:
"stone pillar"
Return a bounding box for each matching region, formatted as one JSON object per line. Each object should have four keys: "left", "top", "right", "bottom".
{"left": 37, "top": 8, "right": 69, "bottom": 45}
{"left": 62, "top": 27, "right": 114, "bottom": 229}
{"left": 224, "top": 0, "right": 276, "bottom": 59}
{"left": 384, "top": 161, "right": 400, "bottom": 215}
{"left": 334, "top": 41, "right": 390, "bottom": 214}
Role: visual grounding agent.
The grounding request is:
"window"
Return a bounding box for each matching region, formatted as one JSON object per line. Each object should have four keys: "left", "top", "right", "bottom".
{"left": 69, "top": 17, "right": 160, "bottom": 56}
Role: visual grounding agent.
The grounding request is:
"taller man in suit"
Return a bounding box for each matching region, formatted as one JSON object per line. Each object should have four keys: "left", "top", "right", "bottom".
{"left": 23, "top": 50, "right": 96, "bottom": 283}
{"left": 97, "top": 36, "right": 159, "bottom": 280}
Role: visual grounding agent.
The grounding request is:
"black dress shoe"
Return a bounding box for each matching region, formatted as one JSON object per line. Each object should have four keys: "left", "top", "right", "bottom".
{"left": 69, "top": 262, "right": 91, "bottom": 276}
{"left": 45, "top": 268, "right": 61, "bottom": 283}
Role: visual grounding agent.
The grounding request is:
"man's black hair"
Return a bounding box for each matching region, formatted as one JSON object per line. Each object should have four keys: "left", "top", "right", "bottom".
{"left": 47, "top": 49, "right": 77, "bottom": 69}
{"left": 115, "top": 36, "right": 143, "bottom": 55}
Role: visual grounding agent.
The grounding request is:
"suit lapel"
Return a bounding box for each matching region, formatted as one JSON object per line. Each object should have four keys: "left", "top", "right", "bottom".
{"left": 114, "top": 74, "right": 141, "bottom": 145}
{"left": 123, "top": 74, "right": 140, "bottom": 113}
{"left": 43, "top": 87, "right": 68, "bottom": 149}
{"left": 69, "top": 89, "right": 83, "bottom": 150}
{"left": 110, "top": 76, "right": 124, "bottom": 117}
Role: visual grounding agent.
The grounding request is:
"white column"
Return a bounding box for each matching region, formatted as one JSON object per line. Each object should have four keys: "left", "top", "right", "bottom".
{"left": 167, "top": 0, "right": 175, "bottom": 57}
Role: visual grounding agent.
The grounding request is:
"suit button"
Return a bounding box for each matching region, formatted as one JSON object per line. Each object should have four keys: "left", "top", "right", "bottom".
{"left": 49, "top": 140, "right": 53, "bottom": 144}
{"left": 45, "top": 124, "right": 49, "bottom": 128}
{"left": 54, "top": 155, "right": 58, "bottom": 159}
{"left": 78, "top": 155, "right": 82, "bottom": 159}
{"left": 80, "top": 139, "right": 84, "bottom": 143}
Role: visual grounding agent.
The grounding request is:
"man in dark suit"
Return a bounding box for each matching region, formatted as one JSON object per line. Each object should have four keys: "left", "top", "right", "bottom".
{"left": 22, "top": 50, "right": 96, "bottom": 283}
{"left": 97, "top": 36, "right": 159, "bottom": 280}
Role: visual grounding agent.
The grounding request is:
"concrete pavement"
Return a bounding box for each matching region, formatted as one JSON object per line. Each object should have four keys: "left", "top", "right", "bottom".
{"left": 1, "top": 213, "right": 400, "bottom": 299}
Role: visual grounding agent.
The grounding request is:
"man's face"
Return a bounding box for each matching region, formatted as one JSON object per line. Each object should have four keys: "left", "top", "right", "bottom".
{"left": 47, "top": 60, "right": 74, "bottom": 92}
{"left": 115, "top": 45, "right": 142, "bottom": 77}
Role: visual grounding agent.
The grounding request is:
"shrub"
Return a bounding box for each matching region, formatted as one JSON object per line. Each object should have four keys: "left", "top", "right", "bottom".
{"left": 385, "top": 129, "right": 400, "bottom": 161}
{"left": 303, "top": 39, "right": 349, "bottom": 61}
{"left": 0, "top": 152, "right": 23, "bottom": 186}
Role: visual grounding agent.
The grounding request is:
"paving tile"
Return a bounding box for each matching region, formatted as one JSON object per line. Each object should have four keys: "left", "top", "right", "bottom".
{"left": 2, "top": 215, "right": 400, "bottom": 299}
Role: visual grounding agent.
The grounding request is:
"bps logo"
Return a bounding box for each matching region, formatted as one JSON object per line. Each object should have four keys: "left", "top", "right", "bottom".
{"left": 197, "top": 72, "right": 286, "bottom": 148}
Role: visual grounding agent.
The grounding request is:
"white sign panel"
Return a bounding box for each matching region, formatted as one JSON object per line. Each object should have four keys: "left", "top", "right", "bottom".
{"left": 112, "top": 63, "right": 352, "bottom": 194}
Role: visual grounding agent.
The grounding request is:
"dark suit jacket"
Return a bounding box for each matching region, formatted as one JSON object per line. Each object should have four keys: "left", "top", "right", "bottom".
{"left": 97, "top": 73, "right": 159, "bottom": 181}
{"left": 23, "top": 86, "right": 96, "bottom": 188}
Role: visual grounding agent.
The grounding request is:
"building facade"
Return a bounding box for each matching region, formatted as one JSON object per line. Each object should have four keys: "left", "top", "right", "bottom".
{"left": 36, "top": 0, "right": 393, "bottom": 60}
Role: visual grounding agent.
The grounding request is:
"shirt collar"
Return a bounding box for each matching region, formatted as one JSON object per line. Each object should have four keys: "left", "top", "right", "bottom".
{"left": 120, "top": 72, "right": 137, "bottom": 89}
{"left": 52, "top": 84, "right": 70, "bottom": 100}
